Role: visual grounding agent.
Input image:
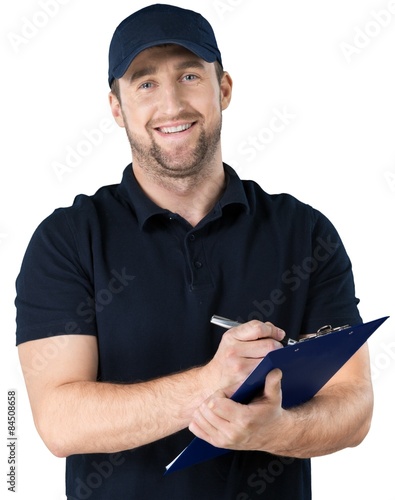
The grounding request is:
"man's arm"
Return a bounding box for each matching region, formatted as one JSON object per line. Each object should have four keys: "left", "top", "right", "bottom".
{"left": 189, "top": 343, "right": 373, "bottom": 458}
{"left": 19, "top": 334, "right": 208, "bottom": 458}
{"left": 18, "top": 321, "right": 285, "bottom": 458}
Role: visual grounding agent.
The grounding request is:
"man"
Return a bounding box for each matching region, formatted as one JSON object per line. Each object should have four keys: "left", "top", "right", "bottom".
{"left": 15, "top": 4, "right": 373, "bottom": 499}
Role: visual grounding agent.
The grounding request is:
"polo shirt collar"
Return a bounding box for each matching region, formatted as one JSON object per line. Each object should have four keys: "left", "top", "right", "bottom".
{"left": 219, "top": 163, "right": 250, "bottom": 213}
{"left": 117, "top": 163, "right": 250, "bottom": 229}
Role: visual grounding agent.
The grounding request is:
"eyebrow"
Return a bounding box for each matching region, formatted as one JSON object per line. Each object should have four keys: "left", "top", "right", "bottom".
{"left": 128, "top": 66, "right": 157, "bottom": 83}
{"left": 128, "top": 59, "right": 207, "bottom": 84}
{"left": 175, "top": 60, "right": 206, "bottom": 71}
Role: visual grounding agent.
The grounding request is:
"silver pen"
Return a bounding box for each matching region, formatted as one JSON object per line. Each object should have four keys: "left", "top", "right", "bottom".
{"left": 210, "top": 315, "right": 298, "bottom": 346}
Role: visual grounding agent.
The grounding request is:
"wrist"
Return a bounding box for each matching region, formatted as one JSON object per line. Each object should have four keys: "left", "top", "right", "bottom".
{"left": 172, "top": 365, "right": 215, "bottom": 425}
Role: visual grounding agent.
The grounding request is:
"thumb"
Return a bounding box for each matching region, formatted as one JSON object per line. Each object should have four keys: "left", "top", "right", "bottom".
{"left": 264, "top": 368, "right": 283, "bottom": 399}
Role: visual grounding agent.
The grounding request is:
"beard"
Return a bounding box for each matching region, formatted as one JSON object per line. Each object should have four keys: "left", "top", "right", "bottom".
{"left": 122, "top": 110, "right": 222, "bottom": 184}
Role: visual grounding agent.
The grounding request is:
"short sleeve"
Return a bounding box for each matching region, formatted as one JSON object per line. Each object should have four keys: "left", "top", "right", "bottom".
{"left": 300, "top": 209, "right": 362, "bottom": 334}
{"left": 15, "top": 209, "right": 97, "bottom": 345}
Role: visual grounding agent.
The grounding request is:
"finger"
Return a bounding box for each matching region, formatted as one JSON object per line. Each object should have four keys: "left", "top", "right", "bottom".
{"left": 225, "top": 337, "right": 284, "bottom": 361}
{"left": 262, "top": 322, "right": 286, "bottom": 343}
{"left": 230, "top": 320, "right": 285, "bottom": 344}
{"left": 189, "top": 400, "right": 226, "bottom": 443}
{"left": 225, "top": 322, "right": 286, "bottom": 358}
{"left": 190, "top": 395, "right": 241, "bottom": 448}
{"left": 189, "top": 408, "right": 218, "bottom": 442}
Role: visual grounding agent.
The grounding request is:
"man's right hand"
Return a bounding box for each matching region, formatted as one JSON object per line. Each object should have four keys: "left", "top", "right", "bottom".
{"left": 203, "top": 320, "right": 286, "bottom": 395}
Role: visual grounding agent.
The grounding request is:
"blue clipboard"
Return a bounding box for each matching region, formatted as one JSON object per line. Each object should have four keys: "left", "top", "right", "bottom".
{"left": 165, "top": 316, "right": 389, "bottom": 474}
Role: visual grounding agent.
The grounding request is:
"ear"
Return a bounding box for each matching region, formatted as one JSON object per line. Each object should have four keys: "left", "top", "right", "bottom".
{"left": 220, "top": 71, "right": 233, "bottom": 111}
{"left": 108, "top": 91, "right": 125, "bottom": 128}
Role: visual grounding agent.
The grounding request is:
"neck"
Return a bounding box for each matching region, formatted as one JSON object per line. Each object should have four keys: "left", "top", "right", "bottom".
{"left": 132, "top": 161, "right": 226, "bottom": 227}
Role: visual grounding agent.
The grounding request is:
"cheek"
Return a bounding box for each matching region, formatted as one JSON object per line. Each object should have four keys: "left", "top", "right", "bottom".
{"left": 206, "top": 98, "right": 223, "bottom": 125}
{"left": 195, "top": 91, "right": 222, "bottom": 122}
{"left": 121, "top": 103, "right": 149, "bottom": 131}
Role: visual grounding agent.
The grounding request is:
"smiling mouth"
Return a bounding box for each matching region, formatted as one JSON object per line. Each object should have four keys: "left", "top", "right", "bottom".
{"left": 156, "top": 123, "right": 194, "bottom": 134}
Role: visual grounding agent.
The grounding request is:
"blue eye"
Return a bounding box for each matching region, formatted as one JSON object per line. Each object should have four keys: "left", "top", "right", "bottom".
{"left": 140, "top": 82, "right": 153, "bottom": 89}
{"left": 183, "top": 74, "right": 198, "bottom": 81}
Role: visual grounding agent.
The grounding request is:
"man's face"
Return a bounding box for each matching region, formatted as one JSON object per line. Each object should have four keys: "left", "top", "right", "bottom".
{"left": 110, "top": 44, "right": 232, "bottom": 182}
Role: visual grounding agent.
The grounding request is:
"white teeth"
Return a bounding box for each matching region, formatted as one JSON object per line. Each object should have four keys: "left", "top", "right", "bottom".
{"left": 159, "top": 123, "right": 192, "bottom": 134}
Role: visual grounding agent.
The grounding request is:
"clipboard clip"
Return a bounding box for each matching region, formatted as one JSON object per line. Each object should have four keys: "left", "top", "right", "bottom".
{"left": 299, "top": 324, "right": 351, "bottom": 342}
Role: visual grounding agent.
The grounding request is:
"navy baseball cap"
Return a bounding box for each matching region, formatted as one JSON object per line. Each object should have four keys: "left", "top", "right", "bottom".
{"left": 108, "top": 4, "right": 222, "bottom": 87}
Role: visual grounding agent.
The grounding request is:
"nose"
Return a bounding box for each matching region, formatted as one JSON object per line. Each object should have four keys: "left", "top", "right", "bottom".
{"left": 158, "top": 83, "right": 185, "bottom": 117}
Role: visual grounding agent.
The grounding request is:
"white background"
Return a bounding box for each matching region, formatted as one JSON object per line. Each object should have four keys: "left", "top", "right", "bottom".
{"left": 1, "top": 0, "right": 394, "bottom": 498}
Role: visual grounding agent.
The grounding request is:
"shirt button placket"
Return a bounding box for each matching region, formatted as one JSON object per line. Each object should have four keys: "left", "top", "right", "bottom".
{"left": 189, "top": 234, "right": 202, "bottom": 269}
{"left": 185, "top": 231, "right": 213, "bottom": 290}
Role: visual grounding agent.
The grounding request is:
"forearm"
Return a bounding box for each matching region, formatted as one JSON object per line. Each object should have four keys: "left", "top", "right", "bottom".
{"left": 38, "top": 366, "right": 210, "bottom": 457}
{"left": 268, "top": 380, "right": 373, "bottom": 458}
{"left": 21, "top": 323, "right": 290, "bottom": 458}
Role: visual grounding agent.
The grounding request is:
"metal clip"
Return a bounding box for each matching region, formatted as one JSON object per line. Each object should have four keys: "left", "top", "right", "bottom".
{"left": 299, "top": 324, "right": 351, "bottom": 341}
{"left": 317, "top": 324, "right": 351, "bottom": 334}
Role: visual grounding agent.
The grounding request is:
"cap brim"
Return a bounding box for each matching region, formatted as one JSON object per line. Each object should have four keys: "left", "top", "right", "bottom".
{"left": 111, "top": 39, "right": 218, "bottom": 82}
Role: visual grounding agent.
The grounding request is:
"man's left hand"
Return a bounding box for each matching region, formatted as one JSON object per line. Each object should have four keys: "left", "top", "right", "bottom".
{"left": 189, "top": 368, "right": 285, "bottom": 452}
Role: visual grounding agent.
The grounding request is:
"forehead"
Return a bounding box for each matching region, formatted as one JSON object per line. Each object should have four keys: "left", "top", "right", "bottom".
{"left": 124, "top": 44, "right": 211, "bottom": 78}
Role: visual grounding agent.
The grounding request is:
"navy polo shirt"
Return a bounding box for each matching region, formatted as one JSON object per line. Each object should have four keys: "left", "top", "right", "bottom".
{"left": 15, "top": 163, "right": 361, "bottom": 499}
